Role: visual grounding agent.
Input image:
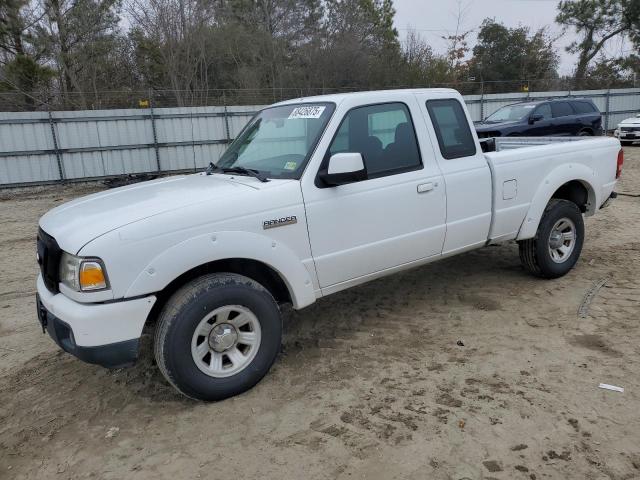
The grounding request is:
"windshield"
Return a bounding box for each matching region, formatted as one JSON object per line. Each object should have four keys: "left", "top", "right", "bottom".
{"left": 484, "top": 103, "right": 536, "bottom": 122}
{"left": 215, "top": 102, "right": 335, "bottom": 179}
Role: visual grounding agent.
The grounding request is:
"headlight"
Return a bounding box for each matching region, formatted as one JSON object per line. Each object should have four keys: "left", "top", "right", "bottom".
{"left": 59, "top": 252, "right": 109, "bottom": 291}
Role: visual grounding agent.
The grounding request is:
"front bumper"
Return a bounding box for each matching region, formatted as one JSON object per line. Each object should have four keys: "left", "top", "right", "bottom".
{"left": 615, "top": 130, "right": 640, "bottom": 140}
{"left": 36, "top": 275, "right": 156, "bottom": 368}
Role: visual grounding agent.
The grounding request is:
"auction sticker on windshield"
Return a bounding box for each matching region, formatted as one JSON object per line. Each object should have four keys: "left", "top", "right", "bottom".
{"left": 284, "top": 161, "right": 297, "bottom": 170}
{"left": 288, "top": 106, "right": 326, "bottom": 119}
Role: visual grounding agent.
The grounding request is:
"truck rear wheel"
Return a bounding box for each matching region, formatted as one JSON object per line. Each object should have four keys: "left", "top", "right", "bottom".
{"left": 154, "top": 273, "right": 282, "bottom": 401}
{"left": 518, "top": 199, "right": 584, "bottom": 278}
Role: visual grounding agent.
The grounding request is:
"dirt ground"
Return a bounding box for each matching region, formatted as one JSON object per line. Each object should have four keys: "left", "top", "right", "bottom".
{"left": 1, "top": 148, "right": 639, "bottom": 480}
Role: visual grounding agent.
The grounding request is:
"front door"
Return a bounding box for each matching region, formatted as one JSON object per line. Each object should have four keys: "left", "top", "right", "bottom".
{"left": 302, "top": 99, "right": 446, "bottom": 290}
{"left": 526, "top": 103, "right": 553, "bottom": 136}
{"left": 551, "top": 101, "right": 576, "bottom": 135}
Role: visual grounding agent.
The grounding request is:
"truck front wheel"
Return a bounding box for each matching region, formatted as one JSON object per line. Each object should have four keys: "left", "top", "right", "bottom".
{"left": 518, "top": 199, "right": 584, "bottom": 278}
{"left": 154, "top": 273, "right": 282, "bottom": 401}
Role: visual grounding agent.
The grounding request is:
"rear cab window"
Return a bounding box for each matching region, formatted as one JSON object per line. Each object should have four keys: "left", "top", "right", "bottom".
{"left": 426, "top": 99, "right": 477, "bottom": 159}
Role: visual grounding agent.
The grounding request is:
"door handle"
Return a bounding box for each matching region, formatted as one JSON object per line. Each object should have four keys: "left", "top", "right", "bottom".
{"left": 417, "top": 182, "right": 435, "bottom": 193}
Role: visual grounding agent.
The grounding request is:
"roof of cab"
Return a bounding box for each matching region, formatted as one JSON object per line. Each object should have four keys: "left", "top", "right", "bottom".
{"left": 272, "top": 88, "right": 460, "bottom": 107}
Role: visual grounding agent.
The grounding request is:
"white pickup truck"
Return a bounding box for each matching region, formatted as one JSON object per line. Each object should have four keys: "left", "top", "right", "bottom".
{"left": 614, "top": 112, "right": 640, "bottom": 146}
{"left": 36, "top": 89, "right": 622, "bottom": 400}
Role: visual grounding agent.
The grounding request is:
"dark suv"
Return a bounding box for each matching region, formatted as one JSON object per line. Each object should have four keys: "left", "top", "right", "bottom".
{"left": 475, "top": 98, "right": 603, "bottom": 138}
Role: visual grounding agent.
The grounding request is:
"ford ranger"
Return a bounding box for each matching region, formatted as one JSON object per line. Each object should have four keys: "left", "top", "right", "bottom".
{"left": 36, "top": 89, "right": 623, "bottom": 401}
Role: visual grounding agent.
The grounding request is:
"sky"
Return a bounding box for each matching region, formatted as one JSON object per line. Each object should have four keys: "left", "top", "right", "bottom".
{"left": 392, "top": 0, "right": 633, "bottom": 76}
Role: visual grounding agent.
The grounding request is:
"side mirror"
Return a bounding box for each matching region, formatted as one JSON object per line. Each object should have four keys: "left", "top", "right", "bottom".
{"left": 319, "top": 152, "right": 367, "bottom": 186}
{"left": 529, "top": 113, "right": 544, "bottom": 124}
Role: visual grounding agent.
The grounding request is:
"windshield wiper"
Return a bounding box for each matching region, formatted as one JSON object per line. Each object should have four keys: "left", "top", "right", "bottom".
{"left": 206, "top": 162, "right": 221, "bottom": 175}
{"left": 223, "top": 166, "right": 270, "bottom": 182}
{"left": 206, "top": 162, "right": 269, "bottom": 182}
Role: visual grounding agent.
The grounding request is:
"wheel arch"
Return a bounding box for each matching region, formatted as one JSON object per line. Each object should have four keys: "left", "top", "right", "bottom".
{"left": 549, "top": 179, "right": 593, "bottom": 213}
{"left": 145, "top": 258, "right": 293, "bottom": 330}
{"left": 516, "top": 165, "right": 598, "bottom": 241}
{"left": 125, "top": 230, "right": 317, "bottom": 319}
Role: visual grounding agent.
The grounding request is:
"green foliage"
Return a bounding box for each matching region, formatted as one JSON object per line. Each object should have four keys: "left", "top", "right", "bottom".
{"left": 0, "top": 54, "right": 54, "bottom": 91}
{"left": 399, "top": 29, "right": 463, "bottom": 87}
{"left": 468, "top": 19, "right": 559, "bottom": 92}
{"left": 580, "top": 54, "right": 640, "bottom": 88}
{"left": 556, "top": 0, "right": 640, "bottom": 84}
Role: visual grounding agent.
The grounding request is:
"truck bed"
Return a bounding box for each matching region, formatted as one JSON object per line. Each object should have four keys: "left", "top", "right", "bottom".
{"left": 481, "top": 136, "right": 620, "bottom": 243}
{"left": 480, "top": 136, "right": 604, "bottom": 152}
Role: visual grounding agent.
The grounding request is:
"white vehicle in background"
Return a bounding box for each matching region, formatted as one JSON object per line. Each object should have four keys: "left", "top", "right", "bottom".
{"left": 614, "top": 113, "right": 640, "bottom": 146}
{"left": 36, "top": 89, "right": 623, "bottom": 401}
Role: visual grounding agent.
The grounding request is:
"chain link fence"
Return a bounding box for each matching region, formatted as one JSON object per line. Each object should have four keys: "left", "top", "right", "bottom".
{"left": 2, "top": 78, "right": 638, "bottom": 112}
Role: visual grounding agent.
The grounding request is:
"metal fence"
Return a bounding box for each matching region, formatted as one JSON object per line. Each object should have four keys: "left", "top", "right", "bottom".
{"left": 0, "top": 106, "right": 260, "bottom": 186}
{"left": 1, "top": 87, "right": 639, "bottom": 187}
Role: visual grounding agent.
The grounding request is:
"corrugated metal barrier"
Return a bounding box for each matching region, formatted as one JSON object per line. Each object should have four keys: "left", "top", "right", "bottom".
{"left": 0, "top": 106, "right": 260, "bottom": 186}
{"left": 1, "top": 88, "right": 638, "bottom": 186}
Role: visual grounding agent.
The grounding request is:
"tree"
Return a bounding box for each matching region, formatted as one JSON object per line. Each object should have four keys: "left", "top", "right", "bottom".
{"left": 0, "top": 0, "right": 54, "bottom": 108}
{"left": 441, "top": 0, "right": 472, "bottom": 83}
{"left": 556, "top": 0, "right": 640, "bottom": 87}
{"left": 34, "top": 0, "right": 124, "bottom": 108}
{"left": 468, "top": 19, "right": 559, "bottom": 92}
{"left": 580, "top": 53, "right": 640, "bottom": 88}
{"left": 127, "top": 0, "right": 217, "bottom": 105}
{"left": 215, "top": 0, "right": 325, "bottom": 97}
{"left": 317, "top": 0, "right": 402, "bottom": 89}
{"left": 400, "top": 29, "right": 457, "bottom": 87}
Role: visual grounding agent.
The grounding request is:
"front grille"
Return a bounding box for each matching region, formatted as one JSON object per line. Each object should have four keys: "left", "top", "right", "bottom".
{"left": 621, "top": 126, "right": 640, "bottom": 132}
{"left": 37, "top": 228, "right": 62, "bottom": 293}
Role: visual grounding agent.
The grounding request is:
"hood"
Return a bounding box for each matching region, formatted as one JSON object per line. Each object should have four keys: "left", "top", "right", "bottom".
{"left": 474, "top": 120, "right": 521, "bottom": 131}
{"left": 39, "top": 173, "right": 287, "bottom": 253}
{"left": 619, "top": 116, "right": 640, "bottom": 126}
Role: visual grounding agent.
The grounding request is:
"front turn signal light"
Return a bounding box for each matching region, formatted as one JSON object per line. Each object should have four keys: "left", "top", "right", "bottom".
{"left": 79, "top": 261, "right": 107, "bottom": 291}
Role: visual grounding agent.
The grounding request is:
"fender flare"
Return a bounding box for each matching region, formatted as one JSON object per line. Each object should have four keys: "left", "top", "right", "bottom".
{"left": 516, "top": 163, "right": 598, "bottom": 240}
{"left": 124, "top": 230, "right": 317, "bottom": 309}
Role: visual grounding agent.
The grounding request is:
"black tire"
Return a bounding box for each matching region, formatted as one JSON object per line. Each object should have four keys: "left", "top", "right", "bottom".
{"left": 154, "top": 273, "right": 282, "bottom": 401}
{"left": 518, "top": 199, "right": 585, "bottom": 279}
{"left": 621, "top": 140, "right": 633, "bottom": 146}
{"left": 578, "top": 130, "right": 593, "bottom": 136}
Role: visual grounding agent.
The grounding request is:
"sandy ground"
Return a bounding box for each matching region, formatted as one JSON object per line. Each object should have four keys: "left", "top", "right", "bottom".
{"left": 1, "top": 148, "right": 639, "bottom": 480}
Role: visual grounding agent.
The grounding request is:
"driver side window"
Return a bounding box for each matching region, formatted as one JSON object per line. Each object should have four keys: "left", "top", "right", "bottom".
{"left": 534, "top": 103, "right": 552, "bottom": 120}
{"left": 328, "top": 103, "right": 422, "bottom": 178}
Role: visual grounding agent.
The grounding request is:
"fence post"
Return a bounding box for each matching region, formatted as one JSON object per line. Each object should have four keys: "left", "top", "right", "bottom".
{"left": 604, "top": 88, "right": 611, "bottom": 133}
{"left": 149, "top": 89, "right": 161, "bottom": 172}
{"left": 480, "top": 81, "right": 485, "bottom": 121}
{"left": 48, "top": 110, "right": 65, "bottom": 182}
{"left": 223, "top": 91, "right": 231, "bottom": 144}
